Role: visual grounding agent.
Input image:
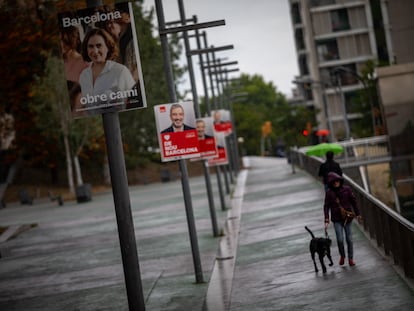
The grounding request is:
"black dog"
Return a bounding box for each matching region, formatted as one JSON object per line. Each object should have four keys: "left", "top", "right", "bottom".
{"left": 305, "top": 226, "right": 333, "bottom": 273}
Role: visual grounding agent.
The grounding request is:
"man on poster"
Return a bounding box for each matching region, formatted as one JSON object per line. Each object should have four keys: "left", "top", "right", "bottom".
{"left": 212, "top": 109, "right": 232, "bottom": 134}
{"left": 195, "top": 117, "right": 217, "bottom": 159}
{"left": 155, "top": 102, "right": 200, "bottom": 162}
{"left": 161, "top": 103, "right": 195, "bottom": 133}
{"left": 196, "top": 119, "right": 213, "bottom": 139}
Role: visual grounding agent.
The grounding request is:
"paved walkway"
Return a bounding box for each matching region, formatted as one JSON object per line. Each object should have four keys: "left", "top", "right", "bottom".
{"left": 224, "top": 157, "right": 414, "bottom": 311}
{"left": 1, "top": 156, "right": 413, "bottom": 310}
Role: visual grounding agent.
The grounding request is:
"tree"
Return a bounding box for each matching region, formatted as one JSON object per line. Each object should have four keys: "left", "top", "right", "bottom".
{"left": 228, "top": 74, "right": 314, "bottom": 155}
{"left": 0, "top": 0, "right": 195, "bottom": 191}
{"left": 118, "top": 2, "right": 185, "bottom": 169}
{"left": 31, "top": 54, "right": 104, "bottom": 193}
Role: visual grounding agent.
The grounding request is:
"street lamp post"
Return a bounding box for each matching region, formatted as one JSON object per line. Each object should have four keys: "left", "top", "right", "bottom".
{"left": 333, "top": 70, "right": 351, "bottom": 140}
{"left": 333, "top": 66, "right": 376, "bottom": 136}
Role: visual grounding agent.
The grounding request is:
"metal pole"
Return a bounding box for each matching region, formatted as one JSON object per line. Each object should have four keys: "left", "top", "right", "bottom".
{"left": 86, "top": 1, "right": 145, "bottom": 310}
{"left": 194, "top": 20, "right": 211, "bottom": 115}
{"left": 155, "top": 0, "right": 204, "bottom": 283}
{"left": 320, "top": 82, "right": 335, "bottom": 142}
{"left": 210, "top": 50, "right": 221, "bottom": 110}
{"left": 177, "top": 1, "right": 219, "bottom": 237}
{"left": 215, "top": 61, "right": 232, "bottom": 190}
{"left": 201, "top": 32, "right": 226, "bottom": 211}
{"left": 215, "top": 166, "right": 227, "bottom": 210}
{"left": 223, "top": 72, "right": 240, "bottom": 174}
{"left": 103, "top": 114, "right": 146, "bottom": 310}
{"left": 336, "top": 66, "right": 376, "bottom": 136}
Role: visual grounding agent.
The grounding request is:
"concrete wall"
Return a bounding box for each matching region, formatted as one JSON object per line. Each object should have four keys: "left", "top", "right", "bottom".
{"left": 377, "top": 63, "right": 414, "bottom": 156}
{"left": 386, "top": 0, "right": 414, "bottom": 64}
{"left": 377, "top": 62, "right": 414, "bottom": 214}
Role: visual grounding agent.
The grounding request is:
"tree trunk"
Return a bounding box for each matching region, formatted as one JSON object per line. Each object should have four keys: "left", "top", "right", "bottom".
{"left": 63, "top": 133, "right": 75, "bottom": 194}
{"left": 73, "top": 155, "right": 83, "bottom": 186}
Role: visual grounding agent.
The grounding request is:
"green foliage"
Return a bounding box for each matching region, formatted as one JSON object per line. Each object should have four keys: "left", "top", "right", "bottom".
{"left": 347, "top": 60, "right": 381, "bottom": 138}
{"left": 0, "top": 0, "right": 185, "bottom": 178}
{"left": 30, "top": 55, "right": 68, "bottom": 167}
{"left": 229, "top": 74, "right": 314, "bottom": 155}
{"left": 118, "top": 2, "right": 185, "bottom": 169}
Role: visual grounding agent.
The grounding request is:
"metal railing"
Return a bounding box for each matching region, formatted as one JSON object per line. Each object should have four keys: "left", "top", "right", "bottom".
{"left": 299, "top": 135, "right": 391, "bottom": 168}
{"left": 290, "top": 149, "right": 414, "bottom": 279}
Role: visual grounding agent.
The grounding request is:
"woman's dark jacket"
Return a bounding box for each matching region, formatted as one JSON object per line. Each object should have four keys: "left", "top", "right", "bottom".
{"left": 324, "top": 172, "right": 360, "bottom": 223}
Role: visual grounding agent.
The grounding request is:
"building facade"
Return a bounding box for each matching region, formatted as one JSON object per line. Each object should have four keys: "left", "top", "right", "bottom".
{"left": 289, "top": 0, "right": 414, "bottom": 217}
{"left": 289, "top": 0, "right": 391, "bottom": 140}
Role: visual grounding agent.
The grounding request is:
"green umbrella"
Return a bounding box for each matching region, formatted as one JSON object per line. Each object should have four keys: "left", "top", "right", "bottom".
{"left": 305, "top": 143, "right": 344, "bottom": 157}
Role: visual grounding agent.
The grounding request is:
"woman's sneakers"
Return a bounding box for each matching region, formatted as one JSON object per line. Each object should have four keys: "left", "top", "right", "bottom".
{"left": 339, "top": 257, "right": 355, "bottom": 266}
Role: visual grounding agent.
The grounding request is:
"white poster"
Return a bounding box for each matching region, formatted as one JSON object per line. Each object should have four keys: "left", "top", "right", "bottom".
{"left": 58, "top": 2, "right": 146, "bottom": 118}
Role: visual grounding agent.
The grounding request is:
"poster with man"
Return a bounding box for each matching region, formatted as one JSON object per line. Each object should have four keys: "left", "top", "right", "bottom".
{"left": 195, "top": 117, "right": 218, "bottom": 159}
{"left": 212, "top": 109, "right": 233, "bottom": 135}
{"left": 208, "top": 132, "right": 229, "bottom": 166}
{"left": 154, "top": 101, "right": 201, "bottom": 162}
{"left": 57, "top": 2, "right": 147, "bottom": 118}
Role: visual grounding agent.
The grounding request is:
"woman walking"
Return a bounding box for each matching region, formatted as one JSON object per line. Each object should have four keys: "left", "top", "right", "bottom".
{"left": 324, "top": 172, "right": 362, "bottom": 266}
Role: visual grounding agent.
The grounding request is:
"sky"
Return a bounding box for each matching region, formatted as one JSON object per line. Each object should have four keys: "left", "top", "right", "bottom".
{"left": 141, "top": 0, "right": 299, "bottom": 98}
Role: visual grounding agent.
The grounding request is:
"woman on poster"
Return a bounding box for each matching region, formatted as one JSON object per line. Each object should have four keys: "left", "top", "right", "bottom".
{"left": 79, "top": 28, "right": 136, "bottom": 112}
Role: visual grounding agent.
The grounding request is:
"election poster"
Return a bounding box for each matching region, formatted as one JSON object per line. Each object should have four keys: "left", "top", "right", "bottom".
{"left": 208, "top": 132, "right": 229, "bottom": 166}
{"left": 57, "top": 2, "right": 147, "bottom": 118}
{"left": 154, "top": 101, "right": 201, "bottom": 162}
{"left": 212, "top": 109, "right": 233, "bottom": 135}
{"left": 194, "top": 117, "right": 218, "bottom": 159}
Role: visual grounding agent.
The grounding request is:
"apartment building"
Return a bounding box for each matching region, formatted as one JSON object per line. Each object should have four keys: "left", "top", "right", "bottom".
{"left": 289, "top": 0, "right": 390, "bottom": 140}
{"left": 289, "top": 0, "right": 414, "bottom": 217}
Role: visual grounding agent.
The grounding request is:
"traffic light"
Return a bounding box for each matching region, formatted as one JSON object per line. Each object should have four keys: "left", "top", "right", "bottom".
{"left": 262, "top": 121, "right": 272, "bottom": 137}
{"left": 302, "top": 122, "right": 312, "bottom": 136}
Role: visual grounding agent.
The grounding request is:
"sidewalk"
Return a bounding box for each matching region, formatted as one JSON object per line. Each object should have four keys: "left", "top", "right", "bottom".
{"left": 1, "top": 156, "right": 414, "bottom": 310}
{"left": 0, "top": 168, "right": 230, "bottom": 310}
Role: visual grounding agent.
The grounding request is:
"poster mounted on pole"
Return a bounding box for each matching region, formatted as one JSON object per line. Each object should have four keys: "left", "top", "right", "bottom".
{"left": 57, "top": 2, "right": 147, "bottom": 118}
{"left": 212, "top": 109, "right": 233, "bottom": 135}
{"left": 208, "top": 132, "right": 229, "bottom": 166}
{"left": 193, "top": 117, "right": 218, "bottom": 160}
{"left": 155, "top": 101, "right": 201, "bottom": 162}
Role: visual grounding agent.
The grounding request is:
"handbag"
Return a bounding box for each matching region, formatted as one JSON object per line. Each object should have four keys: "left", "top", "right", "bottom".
{"left": 336, "top": 197, "right": 355, "bottom": 224}
{"left": 340, "top": 206, "right": 355, "bottom": 222}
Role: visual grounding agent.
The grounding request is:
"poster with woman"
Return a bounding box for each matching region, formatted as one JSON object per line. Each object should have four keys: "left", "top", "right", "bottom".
{"left": 57, "top": 2, "right": 146, "bottom": 118}
{"left": 154, "top": 101, "right": 201, "bottom": 162}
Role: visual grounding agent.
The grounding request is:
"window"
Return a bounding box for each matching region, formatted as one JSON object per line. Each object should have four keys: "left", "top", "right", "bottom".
{"left": 344, "top": 91, "right": 360, "bottom": 114}
{"left": 329, "top": 64, "right": 358, "bottom": 87}
{"left": 331, "top": 9, "right": 350, "bottom": 31}
{"left": 291, "top": 3, "right": 301, "bottom": 24}
{"left": 299, "top": 55, "right": 309, "bottom": 75}
{"left": 295, "top": 29, "right": 305, "bottom": 50}
{"left": 316, "top": 39, "right": 339, "bottom": 62}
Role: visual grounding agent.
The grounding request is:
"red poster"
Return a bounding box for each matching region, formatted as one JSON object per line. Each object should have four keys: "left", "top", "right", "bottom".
{"left": 207, "top": 132, "right": 228, "bottom": 166}
{"left": 155, "top": 102, "right": 201, "bottom": 162}
{"left": 198, "top": 138, "right": 218, "bottom": 158}
{"left": 195, "top": 117, "right": 218, "bottom": 159}
{"left": 212, "top": 109, "right": 233, "bottom": 135}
